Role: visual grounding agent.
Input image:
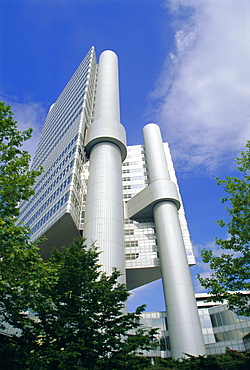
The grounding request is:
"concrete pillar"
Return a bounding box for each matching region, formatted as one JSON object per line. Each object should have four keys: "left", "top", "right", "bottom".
{"left": 84, "top": 50, "right": 127, "bottom": 282}
{"left": 143, "top": 123, "right": 206, "bottom": 359}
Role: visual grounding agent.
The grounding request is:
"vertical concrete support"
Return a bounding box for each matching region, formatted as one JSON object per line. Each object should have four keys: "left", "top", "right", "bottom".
{"left": 84, "top": 50, "right": 127, "bottom": 283}
{"left": 143, "top": 124, "right": 206, "bottom": 359}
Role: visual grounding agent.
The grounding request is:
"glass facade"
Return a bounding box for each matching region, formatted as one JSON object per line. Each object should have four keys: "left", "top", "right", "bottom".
{"left": 19, "top": 47, "right": 97, "bottom": 243}
{"left": 137, "top": 294, "right": 250, "bottom": 358}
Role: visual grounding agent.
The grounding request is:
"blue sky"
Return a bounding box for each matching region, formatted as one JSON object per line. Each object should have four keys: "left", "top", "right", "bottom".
{"left": 1, "top": 0, "right": 249, "bottom": 312}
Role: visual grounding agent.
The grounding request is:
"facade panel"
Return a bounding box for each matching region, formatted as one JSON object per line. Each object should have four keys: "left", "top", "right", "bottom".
{"left": 19, "top": 47, "right": 97, "bottom": 247}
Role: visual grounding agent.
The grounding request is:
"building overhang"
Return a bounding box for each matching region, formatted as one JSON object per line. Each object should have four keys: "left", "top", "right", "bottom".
{"left": 37, "top": 212, "right": 81, "bottom": 259}
{"left": 126, "top": 266, "right": 162, "bottom": 290}
{"left": 126, "top": 179, "right": 180, "bottom": 221}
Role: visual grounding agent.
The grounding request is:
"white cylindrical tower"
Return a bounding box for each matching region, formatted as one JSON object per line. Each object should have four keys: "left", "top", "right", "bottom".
{"left": 84, "top": 50, "right": 126, "bottom": 283}
{"left": 143, "top": 123, "right": 206, "bottom": 359}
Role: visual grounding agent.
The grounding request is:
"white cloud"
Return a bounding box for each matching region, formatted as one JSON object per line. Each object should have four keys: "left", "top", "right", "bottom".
{"left": 191, "top": 241, "right": 216, "bottom": 293}
{"left": 2, "top": 99, "right": 45, "bottom": 159}
{"left": 191, "top": 238, "right": 242, "bottom": 293}
{"left": 127, "top": 279, "right": 165, "bottom": 312}
{"left": 151, "top": 0, "right": 250, "bottom": 173}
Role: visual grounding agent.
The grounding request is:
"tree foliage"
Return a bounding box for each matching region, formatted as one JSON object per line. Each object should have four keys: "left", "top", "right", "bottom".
{"left": 198, "top": 141, "right": 250, "bottom": 316}
{"left": 146, "top": 348, "right": 250, "bottom": 369}
{"left": 1, "top": 239, "right": 157, "bottom": 369}
{"left": 0, "top": 101, "right": 42, "bottom": 218}
{"left": 0, "top": 101, "right": 54, "bottom": 332}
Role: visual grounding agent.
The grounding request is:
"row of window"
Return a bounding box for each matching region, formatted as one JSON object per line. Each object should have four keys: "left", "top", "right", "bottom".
{"left": 37, "top": 150, "right": 75, "bottom": 194}
{"left": 39, "top": 53, "right": 94, "bottom": 148}
{"left": 124, "top": 229, "right": 134, "bottom": 235}
{"left": 32, "top": 50, "right": 95, "bottom": 169}
{"left": 210, "top": 311, "right": 250, "bottom": 328}
{"left": 198, "top": 311, "right": 213, "bottom": 329}
{"left": 122, "top": 161, "right": 146, "bottom": 167}
{"left": 80, "top": 210, "right": 85, "bottom": 225}
{"left": 26, "top": 175, "right": 72, "bottom": 226}
{"left": 48, "top": 94, "right": 84, "bottom": 131}
{"left": 44, "top": 100, "right": 83, "bottom": 148}
{"left": 35, "top": 108, "right": 82, "bottom": 166}
{"left": 38, "top": 66, "right": 87, "bottom": 140}
{"left": 160, "top": 336, "right": 171, "bottom": 351}
{"left": 32, "top": 192, "right": 70, "bottom": 234}
{"left": 215, "top": 328, "right": 249, "bottom": 342}
{"left": 130, "top": 168, "right": 147, "bottom": 174}
{"left": 71, "top": 191, "right": 81, "bottom": 214}
{"left": 74, "top": 173, "right": 83, "bottom": 194}
{"left": 125, "top": 252, "right": 159, "bottom": 262}
{"left": 126, "top": 146, "right": 145, "bottom": 153}
{"left": 21, "top": 142, "right": 76, "bottom": 216}
{"left": 143, "top": 315, "right": 168, "bottom": 330}
{"left": 78, "top": 145, "right": 86, "bottom": 165}
{"left": 132, "top": 184, "right": 148, "bottom": 189}
{"left": 125, "top": 253, "right": 139, "bottom": 260}
{"left": 124, "top": 219, "right": 133, "bottom": 224}
{"left": 126, "top": 151, "right": 145, "bottom": 159}
{"left": 123, "top": 176, "right": 148, "bottom": 181}
{"left": 31, "top": 133, "right": 78, "bottom": 189}
{"left": 51, "top": 52, "right": 92, "bottom": 113}
{"left": 50, "top": 80, "right": 87, "bottom": 122}
{"left": 125, "top": 241, "right": 138, "bottom": 247}
{"left": 123, "top": 189, "right": 149, "bottom": 200}
{"left": 20, "top": 160, "right": 74, "bottom": 220}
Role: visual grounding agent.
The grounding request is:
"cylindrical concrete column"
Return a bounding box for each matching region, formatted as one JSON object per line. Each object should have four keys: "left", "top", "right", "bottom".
{"left": 83, "top": 50, "right": 126, "bottom": 283}
{"left": 93, "top": 50, "right": 120, "bottom": 122}
{"left": 83, "top": 142, "right": 124, "bottom": 277}
{"left": 143, "top": 123, "right": 171, "bottom": 182}
{"left": 143, "top": 123, "right": 206, "bottom": 359}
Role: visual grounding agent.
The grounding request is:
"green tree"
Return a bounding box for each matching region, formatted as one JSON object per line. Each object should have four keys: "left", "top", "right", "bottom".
{"left": 0, "top": 101, "right": 41, "bottom": 218}
{"left": 148, "top": 349, "right": 250, "bottom": 369}
{"left": 3, "top": 239, "right": 157, "bottom": 369}
{"left": 0, "top": 101, "right": 55, "bottom": 347}
{"left": 198, "top": 141, "right": 250, "bottom": 316}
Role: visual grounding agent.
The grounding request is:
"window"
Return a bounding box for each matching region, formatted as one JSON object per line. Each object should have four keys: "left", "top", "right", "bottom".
{"left": 123, "top": 185, "right": 131, "bottom": 190}
{"left": 125, "top": 241, "right": 138, "bottom": 247}
{"left": 124, "top": 219, "right": 133, "bottom": 224}
{"left": 125, "top": 253, "right": 139, "bottom": 260}
{"left": 124, "top": 230, "right": 134, "bottom": 235}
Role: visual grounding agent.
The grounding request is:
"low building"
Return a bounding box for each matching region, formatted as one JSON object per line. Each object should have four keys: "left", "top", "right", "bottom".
{"left": 139, "top": 293, "right": 250, "bottom": 358}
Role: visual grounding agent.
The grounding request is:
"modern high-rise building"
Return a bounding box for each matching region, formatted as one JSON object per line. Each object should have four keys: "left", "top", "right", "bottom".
{"left": 19, "top": 47, "right": 206, "bottom": 359}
